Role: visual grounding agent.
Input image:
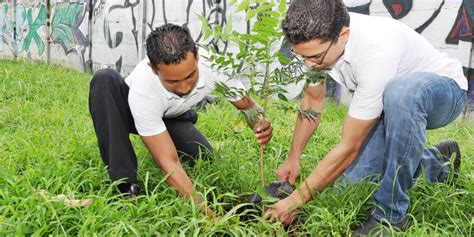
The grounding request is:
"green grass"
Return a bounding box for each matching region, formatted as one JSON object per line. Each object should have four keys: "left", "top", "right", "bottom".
{"left": 1, "top": 59, "right": 473, "bottom": 236}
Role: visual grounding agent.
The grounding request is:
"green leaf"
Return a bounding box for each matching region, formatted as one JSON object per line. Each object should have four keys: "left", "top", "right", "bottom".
{"left": 236, "top": 0, "right": 250, "bottom": 13}
{"left": 278, "top": 54, "right": 291, "bottom": 65}
{"left": 256, "top": 185, "right": 267, "bottom": 199}
{"left": 278, "top": 0, "right": 287, "bottom": 14}
{"left": 277, "top": 93, "right": 288, "bottom": 101}
{"left": 258, "top": 16, "right": 279, "bottom": 27}
{"left": 197, "top": 14, "right": 212, "bottom": 40}
{"left": 255, "top": 3, "right": 274, "bottom": 14}
{"left": 296, "top": 108, "right": 322, "bottom": 122}
{"left": 246, "top": 9, "right": 257, "bottom": 21}
{"left": 223, "top": 17, "right": 233, "bottom": 35}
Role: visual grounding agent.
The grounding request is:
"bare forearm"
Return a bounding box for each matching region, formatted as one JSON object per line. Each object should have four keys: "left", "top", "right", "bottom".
{"left": 289, "top": 95, "right": 324, "bottom": 159}
{"left": 159, "top": 158, "right": 214, "bottom": 217}
{"left": 141, "top": 134, "right": 198, "bottom": 201}
{"left": 290, "top": 143, "right": 358, "bottom": 203}
{"left": 289, "top": 115, "right": 321, "bottom": 159}
{"left": 161, "top": 162, "right": 194, "bottom": 197}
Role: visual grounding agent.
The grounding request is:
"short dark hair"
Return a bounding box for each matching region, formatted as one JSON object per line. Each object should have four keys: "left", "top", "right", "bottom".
{"left": 146, "top": 24, "right": 197, "bottom": 69}
{"left": 282, "top": 0, "right": 350, "bottom": 45}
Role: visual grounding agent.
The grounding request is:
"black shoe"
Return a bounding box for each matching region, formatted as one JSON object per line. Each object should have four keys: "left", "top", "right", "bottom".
{"left": 352, "top": 216, "right": 410, "bottom": 236}
{"left": 433, "top": 139, "right": 461, "bottom": 184}
{"left": 117, "top": 182, "right": 140, "bottom": 199}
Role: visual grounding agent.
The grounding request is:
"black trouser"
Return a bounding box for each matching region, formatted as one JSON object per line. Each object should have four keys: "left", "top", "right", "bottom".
{"left": 88, "top": 68, "right": 213, "bottom": 183}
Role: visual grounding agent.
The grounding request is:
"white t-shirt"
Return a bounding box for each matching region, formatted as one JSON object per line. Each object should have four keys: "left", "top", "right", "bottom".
{"left": 125, "top": 50, "right": 245, "bottom": 136}
{"left": 328, "top": 13, "right": 468, "bottom": 120}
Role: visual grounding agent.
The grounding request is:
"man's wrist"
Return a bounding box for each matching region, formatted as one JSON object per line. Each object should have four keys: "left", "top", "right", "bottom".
{"left": 288, "top": 150, "right": 302, "bottom": 161}
{"left": 288, "top": 189, "right": 308, "bottom": 206}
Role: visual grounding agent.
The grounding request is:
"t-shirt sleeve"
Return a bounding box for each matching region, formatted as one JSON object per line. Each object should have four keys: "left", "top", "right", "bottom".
{"left": 348, "top": 47, "right": 400, "bottom": 120}
{"left": 128, "top": 92, "right": 167, "bottom": 136}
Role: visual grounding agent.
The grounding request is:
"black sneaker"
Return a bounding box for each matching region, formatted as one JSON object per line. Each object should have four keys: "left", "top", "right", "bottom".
{"left": 433, "top": 139, "right": 461, "bottom": 184}
{"left": 352, "top": 216, "right": 410, "bottom": 236}
{"left": 117, "top": 182, "right": 140, "bottom": 199}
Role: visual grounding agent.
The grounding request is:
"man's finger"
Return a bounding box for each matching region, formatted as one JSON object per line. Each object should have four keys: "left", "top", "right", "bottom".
{"left": 263, "top": 209, "right": 273, "bottom": 220}
{"left": 269, "top": 214, "right": 276, "bottom": 223}
{"left": 255, "top": 124, "right": 272, "bottom": 135}
{"left": 261, "top": 126, "right": 273, "bottom": 137}
{"left": 257, "top": 134, "right": 272, "bottom": 146}
{"left": 289, "top": 174, "right": 297, "bottom": 185}
{"left": 276, "top": 170, "right": 288, "bottom": 181}
{"left": 254, "top": 120, "right": 271, "bottom": 132}
{"left": 261, "top": 121, "right": 271, "bottom": 130}
{"left": 284, "top": 212, "right": 297, "bottom": 225}
{"left": 264, "top": 209, "right": 277, "bottom": 222}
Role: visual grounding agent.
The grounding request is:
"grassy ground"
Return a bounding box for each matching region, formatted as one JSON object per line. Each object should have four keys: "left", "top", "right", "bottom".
{"left": 1, "top": 60, "right": 473, "bottom": 236}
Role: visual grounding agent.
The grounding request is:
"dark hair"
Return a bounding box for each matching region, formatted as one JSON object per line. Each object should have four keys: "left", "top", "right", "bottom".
{"left": 146, "top": 23, "right": 197, "bottom": 69}
{"left": 282, "top": 0, "right": 350, "bottom": 45}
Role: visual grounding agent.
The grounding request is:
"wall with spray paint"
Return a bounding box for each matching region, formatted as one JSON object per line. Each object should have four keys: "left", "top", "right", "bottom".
{"left": 343, "top": 0, "right": 473, "bottom": 115}
{"left": 0, "top": 0, "right": 472, "bottom": 114}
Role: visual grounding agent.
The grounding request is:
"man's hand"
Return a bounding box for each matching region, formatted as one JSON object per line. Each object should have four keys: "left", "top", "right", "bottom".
{"left": 265, "top": 195, "right": 301, "bottom": 225}
{"left": 141, "top": 132, "right": 216, "bottom": 217}
{"left": 193, "top": 195, "right": 216, "bottom": 219}
{"left": 203, "top": 206, "right": 216, "bottom": 219}
{"left": 230, "top": 97, "right": 273, "bottom": 148}
{"left": 276, "top": 158, "right": 301, "bottom": 185}
{"left": 253, "top": 116, "right": 273, "bottom": 148}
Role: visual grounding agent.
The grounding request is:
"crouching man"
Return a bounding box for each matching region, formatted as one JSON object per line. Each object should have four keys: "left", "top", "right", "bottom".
{"left": 267, "top": 0, "right": 468, "bottom": 235}
{"left": 89, "top": 24, "right": 272, "bottom": 217}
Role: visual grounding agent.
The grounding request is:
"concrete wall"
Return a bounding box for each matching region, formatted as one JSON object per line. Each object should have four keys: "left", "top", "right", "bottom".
{"left": 340, "top": 0, "right": 474, "bottom": 115}
{"left": 0, "top": 0, "right": 472, "bottom": 113}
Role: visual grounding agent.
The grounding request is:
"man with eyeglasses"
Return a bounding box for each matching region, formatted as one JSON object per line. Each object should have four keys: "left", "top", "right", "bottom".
{"left": 267, "top": 0, "right": 468, "bottom": 235}
{"left": 290, "top": 37, "right": 337, "bottom": 65}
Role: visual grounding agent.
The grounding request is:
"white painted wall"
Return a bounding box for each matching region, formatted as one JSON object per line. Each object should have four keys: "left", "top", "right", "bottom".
{"left": 0, "top": 0, "right": 472, "bottom": 110}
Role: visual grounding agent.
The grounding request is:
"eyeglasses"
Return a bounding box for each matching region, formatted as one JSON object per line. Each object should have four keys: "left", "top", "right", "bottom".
{"left": 291, "top": 38, "right": 337, "bottom": 64}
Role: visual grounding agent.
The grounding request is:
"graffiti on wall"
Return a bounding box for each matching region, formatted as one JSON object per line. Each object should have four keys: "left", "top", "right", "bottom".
{"left": 105, "top": 0, "right": 139, "bottom": 52}
{"left": 50, "top": 2, "right": 88, "bottom": 67}
{"left": 0, "top": 1, "right": 89, "bottom": 64}
{"left": 23, "top": 4, "right": 47, "bottom": 56}
{"left": 91, "top": 0, "right": 233, "bottom": 74}
{"left": 0, "top": 3, "right": 14, "bottom": 53}
{"left": 93, "top": 0, "right": 106, "bottom": 22}
{"left": 0, "top": 2, "right": 47, "bottom": 57}
{"left": 151, "top": 0, "right": 230, "bottom": 50}
{"left": 446, "top": 0, "right": 473, "bottom": 44}
{"left": 91, "top": 0, "right": 142, "bottom": 73}
{"left": 0, "top": 0, "right": 473, "bottom": 113}
{"left": 345, "top": 0, "right": 473, "bottom": 112}
{"left": 383, "top": 0, "right": 412, "bottom": 19}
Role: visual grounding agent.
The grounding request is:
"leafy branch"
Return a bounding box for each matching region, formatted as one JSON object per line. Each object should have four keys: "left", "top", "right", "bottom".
{"left": 199, "top": 0, "right": 326, "bottom": 191}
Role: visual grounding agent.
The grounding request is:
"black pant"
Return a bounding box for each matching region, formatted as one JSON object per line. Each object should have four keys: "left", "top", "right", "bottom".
{"left": 88, "top": 68, "right": 213, "bottom": 183}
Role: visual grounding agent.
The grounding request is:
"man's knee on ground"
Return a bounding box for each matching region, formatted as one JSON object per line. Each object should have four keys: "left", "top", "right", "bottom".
{"left": 90, "top": 68, "right": 121, "bottom": 90}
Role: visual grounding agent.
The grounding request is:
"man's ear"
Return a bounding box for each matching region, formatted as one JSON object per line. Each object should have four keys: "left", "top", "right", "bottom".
{"left": 339, "top": 27, "right": 350, "bottom": 44}
{"left": 148, "top": 62, "right": 159, "bottom": 76}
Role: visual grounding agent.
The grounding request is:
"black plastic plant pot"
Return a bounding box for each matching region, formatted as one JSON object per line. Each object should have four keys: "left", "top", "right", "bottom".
{"left": 250, "top": 180, "right": 295, "bottom": 203}
{"left": 234, "top": 180, "right": 295, "bottom": 221}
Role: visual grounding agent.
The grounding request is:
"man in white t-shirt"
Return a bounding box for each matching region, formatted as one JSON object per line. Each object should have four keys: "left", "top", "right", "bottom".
{"left": 89, "top": 24, "right": 273, "bottom": 217}
{"left": 267, "top": 0, "right": 468, "bottom": 234}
